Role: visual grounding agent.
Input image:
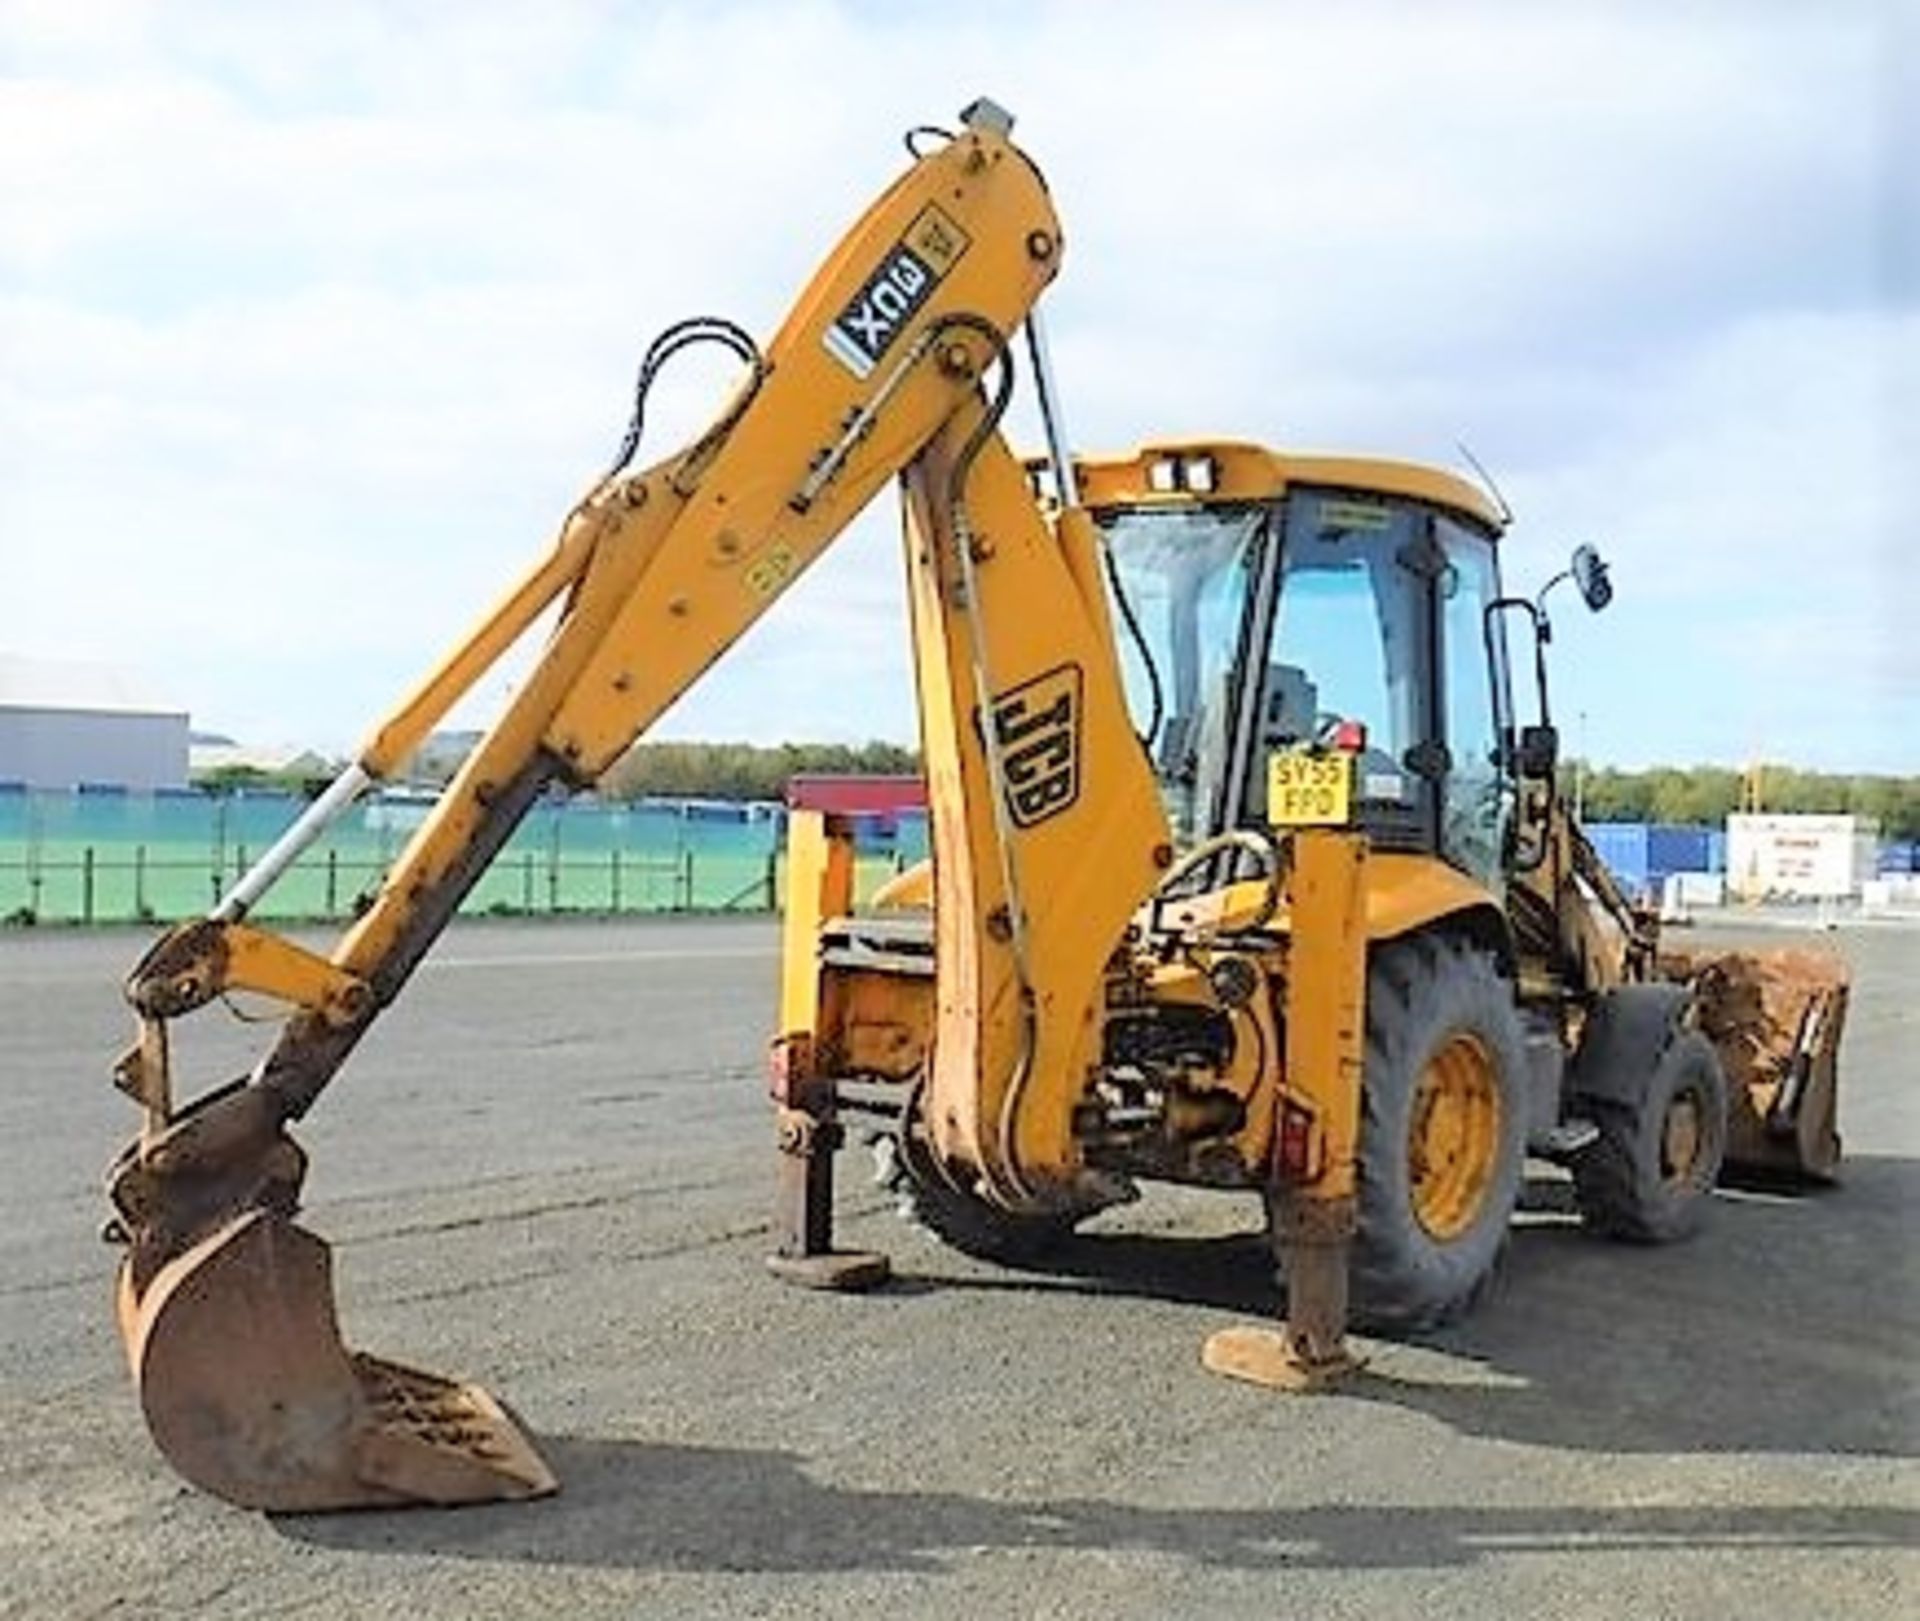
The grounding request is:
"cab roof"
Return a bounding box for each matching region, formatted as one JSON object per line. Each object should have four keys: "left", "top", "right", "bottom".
{"left": 1057, "top": 440, "right": 1505, "bottom": 534}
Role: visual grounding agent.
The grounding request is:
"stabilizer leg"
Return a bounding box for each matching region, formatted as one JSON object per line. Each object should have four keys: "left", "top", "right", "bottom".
{"left": 766, "top": 1088, "right": 890, "bottom": 1292}
{"left": 1202, "top": 1188, "right": 1362, "bottom": 1391}
{"left": 1202, "top": 827, "right": 1368, "bottom": 1393}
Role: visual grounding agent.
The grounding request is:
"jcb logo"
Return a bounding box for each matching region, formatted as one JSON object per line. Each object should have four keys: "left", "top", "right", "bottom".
{"left": 823, "top": 205, "right": 970, "bottom": 380}
{"left": 988, "top": 664, "right": 1082, "bottom": 829}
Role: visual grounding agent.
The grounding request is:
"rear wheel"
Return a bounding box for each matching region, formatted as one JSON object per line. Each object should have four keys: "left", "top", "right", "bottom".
{"left": 1350, "top": 934, "right": 1528, "bottom": 1331}
{"left": 875, "top": 1095, "right": 1090, "bottom": 1265}
{"left": 1570, "top": 1028, "right": 1727, "bottom": 1242}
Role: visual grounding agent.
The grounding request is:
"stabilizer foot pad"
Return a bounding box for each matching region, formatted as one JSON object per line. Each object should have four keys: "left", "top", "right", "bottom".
{"left": 1201, "top": 1324, "right": 1364, "bottom": 1392}
{"left": 765, "top": 1250, "right": 891, "bottom": 1291}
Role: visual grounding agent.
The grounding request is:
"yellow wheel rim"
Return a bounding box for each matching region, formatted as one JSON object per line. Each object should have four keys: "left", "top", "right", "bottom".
{"left": 1661, "top": 1093, "right": 1704, "bottom": 1187}
{"left": 1408, "top": 1032, "right": 1502, "bottom": 1241}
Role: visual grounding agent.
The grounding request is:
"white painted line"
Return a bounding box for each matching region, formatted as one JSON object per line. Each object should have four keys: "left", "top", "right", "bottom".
{"left": 422, "top": 946, "right": 779, "bottom": 972}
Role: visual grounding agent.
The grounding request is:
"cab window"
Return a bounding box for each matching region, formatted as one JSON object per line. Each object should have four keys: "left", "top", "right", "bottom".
{"left": 1436, "top": 517, "right": 1511, "bottom": 884}
{"left": 1251, "top": 492, "right": 1431, "bottom": 833}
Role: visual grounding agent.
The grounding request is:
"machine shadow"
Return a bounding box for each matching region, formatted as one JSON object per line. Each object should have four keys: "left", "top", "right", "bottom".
{"left": 279, "top": 1436, "right": 1916, "bottom": 1575}
{"left": 903, "top": 1152, "right": 1918, "bottom": 1460}
{"left": 276, "top": 1160, "right": 1914, "bottom": 1574}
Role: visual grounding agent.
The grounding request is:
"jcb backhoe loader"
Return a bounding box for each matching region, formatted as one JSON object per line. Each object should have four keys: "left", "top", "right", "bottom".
{"left": 769, "top": 443, "right": 1850, "bottom": 1371}
{"left": 104, "top": 99, "right": 1846, "bottom": 1513}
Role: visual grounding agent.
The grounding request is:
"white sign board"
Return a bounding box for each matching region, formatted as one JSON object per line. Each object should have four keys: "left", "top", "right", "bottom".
{"left": 1726, "top": 814, "right": 1878, "bottom": 900}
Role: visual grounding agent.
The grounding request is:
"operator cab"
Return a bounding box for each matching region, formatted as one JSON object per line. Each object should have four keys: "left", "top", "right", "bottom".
{"left": 1081, "top": 444, "right": 1516, "bottom": 889}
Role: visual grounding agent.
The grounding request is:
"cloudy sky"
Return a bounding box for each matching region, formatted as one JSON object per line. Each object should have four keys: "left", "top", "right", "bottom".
{"left": 2, "top": 1, "right": 1911, "bottom": 771}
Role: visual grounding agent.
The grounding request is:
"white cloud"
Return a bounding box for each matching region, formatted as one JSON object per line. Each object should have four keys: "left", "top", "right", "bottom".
{"left": 0, "top": 0, "right": 1903, "bottom": 767}
{"left": 1516, "top": 306, "right": 1906, "bottom": 771}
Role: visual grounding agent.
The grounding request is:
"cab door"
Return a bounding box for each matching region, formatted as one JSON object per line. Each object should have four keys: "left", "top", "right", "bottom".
{"left": 1433, "top": 515, "right": 1513, "bottom": 887}
{"left": 1235, "top": 489, "right": 1438, "bottom": 850}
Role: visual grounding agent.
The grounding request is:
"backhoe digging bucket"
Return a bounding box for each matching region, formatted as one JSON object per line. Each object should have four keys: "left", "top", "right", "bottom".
{"left": 118, "top": 1209, "right": 557, "bottom": 1512}
{"left": 1661, "top": 946, "right": 1850, "bottom": 1183}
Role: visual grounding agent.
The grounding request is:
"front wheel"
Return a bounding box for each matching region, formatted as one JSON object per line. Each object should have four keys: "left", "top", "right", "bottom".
{"left": 1570, "top": 1028, "right": 1728, "bottom": 1243}
{"left": 1350, "top": 934, "right": 1529, "bottom": 1331}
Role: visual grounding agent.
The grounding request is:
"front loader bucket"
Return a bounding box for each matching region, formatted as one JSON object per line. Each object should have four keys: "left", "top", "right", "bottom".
{"left": 118, "top": 1210, "right": 557, "bottom": 1512}
{"left": 1661, "top": 947, "right": 1850, "bottom": 1183}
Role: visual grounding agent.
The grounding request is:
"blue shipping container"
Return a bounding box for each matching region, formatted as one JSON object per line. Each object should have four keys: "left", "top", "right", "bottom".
{"left": 1584, "top": 822, "right": 1719, "bottom": 900}
{"left": 1649, "top": 824, "right": 1711, "bottom": 880}
{"left": 1585, "top": 823, "right": 1651, "bottom": 892}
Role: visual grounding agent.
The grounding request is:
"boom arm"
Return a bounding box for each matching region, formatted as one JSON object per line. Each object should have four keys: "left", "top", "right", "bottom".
{"left": 124, "top": 103, "right": 1051, "bottom": 1136}
{"left": 105, "top": 100, "right": 1168, "bottom": 1511}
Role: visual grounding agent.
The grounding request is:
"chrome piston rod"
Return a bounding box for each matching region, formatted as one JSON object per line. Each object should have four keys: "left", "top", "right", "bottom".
{"left": 212, "top": 762, "right": 373, "bottom": 922}
{"left": 1024, "top": 305, "right": 1080, "bottom": 507}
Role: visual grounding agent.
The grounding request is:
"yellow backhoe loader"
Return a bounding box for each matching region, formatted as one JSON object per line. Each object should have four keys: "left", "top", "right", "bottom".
{"left": 104, "top": 99, "right": 1846, "bottom": 1514}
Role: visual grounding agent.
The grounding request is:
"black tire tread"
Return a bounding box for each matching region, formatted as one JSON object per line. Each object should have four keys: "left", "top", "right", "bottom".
{"left": 878, "top": 1115, "right": 1086, "bottom": 1265}
{"left": 891, "top": 1170, "right": 1082, "bottom": 1264}
{"left": 1350, "top": 932, "right": 1529, "bottom": 1332}
{"left": 1566, "top": 1098, "right": 1646, "bottom": 1240}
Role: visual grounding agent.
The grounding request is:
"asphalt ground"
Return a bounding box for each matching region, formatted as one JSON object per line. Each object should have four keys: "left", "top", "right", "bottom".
{"left": 1, "top": 914, "right": 1914, "bottom": 1618}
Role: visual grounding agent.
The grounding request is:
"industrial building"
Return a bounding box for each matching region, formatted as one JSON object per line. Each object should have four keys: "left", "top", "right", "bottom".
{"left": 0, "top": 655, "right": 189, "bottom": 791}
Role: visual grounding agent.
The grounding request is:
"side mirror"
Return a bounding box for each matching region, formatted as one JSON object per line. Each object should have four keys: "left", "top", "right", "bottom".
{"left": 1571, "top": 544, "right": 1612, "bottom": 612}
{"left": 1517, "top": 723, "right": 1558, "bottom": 779}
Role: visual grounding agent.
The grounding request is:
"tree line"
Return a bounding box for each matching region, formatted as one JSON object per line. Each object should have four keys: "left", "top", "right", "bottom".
{"left": 599, "top": 740, "right": 921, "bottom": 802}
{"left": 1565, "top": 763, "right": 1920, "bottom": 841}
{"left": 196, "top": 740, "right": 922, "bottom": 805}
{"left": 198, "top": 745, "right": 1920, "bottom": 840}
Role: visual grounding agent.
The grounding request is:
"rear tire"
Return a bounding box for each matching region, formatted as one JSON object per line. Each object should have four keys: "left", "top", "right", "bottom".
{"left": 875, "top": 1105, "right": 1087, "bottom": 1265}
{"left": 890, "top": 1161, "right": 1083, "bottom": 1264}
{"left": 1350, "top": 934, "right": 1528, "bottom": 1331}
{"left": 1570, "top": 1028, "right": 1728, "bottom": 1243}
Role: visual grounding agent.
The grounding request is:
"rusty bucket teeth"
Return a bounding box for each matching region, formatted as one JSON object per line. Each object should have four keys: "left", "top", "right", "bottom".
{"left": 118, "top": 1209, "right": 557, "bottom": 1513}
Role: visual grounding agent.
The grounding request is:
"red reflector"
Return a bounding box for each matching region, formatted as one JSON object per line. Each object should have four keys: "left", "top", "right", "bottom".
{"left": 1331, "top": 719, "right": 1367, "bottom": 753}
{"left": 768, "top": 1034, "right": 812, "bottom": 1104}
{"left": 1277, "top": 1100, "right": 1314, "bottom": 1178}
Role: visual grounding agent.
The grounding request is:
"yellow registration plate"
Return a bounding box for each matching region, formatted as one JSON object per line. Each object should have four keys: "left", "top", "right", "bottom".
{"left": 1266, "top": 752, "right": 1353, "bottom": 827}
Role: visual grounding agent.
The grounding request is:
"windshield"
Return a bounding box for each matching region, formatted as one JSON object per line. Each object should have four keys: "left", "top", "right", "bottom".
{"left": 1098, "top": 506, "right": 1267, "bottom": 842}
{"left": 1101, "top": 491, "right": 1496, "bottom": 856}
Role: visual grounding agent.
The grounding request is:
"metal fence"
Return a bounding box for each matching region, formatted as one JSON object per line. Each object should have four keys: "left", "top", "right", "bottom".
{"left": 0, "top": 786, "right": 925, "bottom": 926}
